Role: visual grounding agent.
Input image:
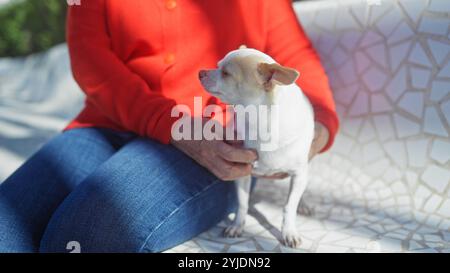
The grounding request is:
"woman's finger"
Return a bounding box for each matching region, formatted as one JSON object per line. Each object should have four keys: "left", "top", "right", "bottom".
{"left": 216, "top": 141, "right": 257, "bottom": 164}
{"left": 211, "top": 157, "right": 252, "bottom": 181}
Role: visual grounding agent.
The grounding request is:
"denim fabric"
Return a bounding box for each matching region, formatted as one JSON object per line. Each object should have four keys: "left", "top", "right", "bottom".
{"left": 0, "top": 128, "right": 235, "bottom": 252}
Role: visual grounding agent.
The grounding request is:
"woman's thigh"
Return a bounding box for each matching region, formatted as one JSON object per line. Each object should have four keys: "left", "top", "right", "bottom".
{"left": 39, "top": 138, "right": 236, "bottom": 253}
{"left": 0, "top": 128, "right": 131, "bottom": 252}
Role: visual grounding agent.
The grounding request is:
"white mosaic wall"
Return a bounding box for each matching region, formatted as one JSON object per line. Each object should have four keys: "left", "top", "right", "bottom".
{"left": 169, "top": 0, "right": 450, "bottom": 253}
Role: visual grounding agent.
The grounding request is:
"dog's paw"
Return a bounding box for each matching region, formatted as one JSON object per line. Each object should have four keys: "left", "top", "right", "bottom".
{"left": 223, "top": 225, "right": 244, "bottom": 238}
{"left": 281, "top": 230, "right": 302, "bottom": 248}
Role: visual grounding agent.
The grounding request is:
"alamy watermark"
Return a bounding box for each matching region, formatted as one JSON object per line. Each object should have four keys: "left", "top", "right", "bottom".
{"left": 366, "top": 0, "right": 382, "bottom": 6}
{"left": 171, "top": 97, "right": 280, "bottom": 151}
{"left": 67, "top": 0, "right": 81, "bottom": 6}
{"left": 66, "top": 241, "right": 81, "bottom": 253}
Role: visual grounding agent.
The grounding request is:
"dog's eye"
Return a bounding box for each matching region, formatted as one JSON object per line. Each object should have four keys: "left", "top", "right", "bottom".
{"left": 222, "top": 70, "right": 230, "bottom": 77}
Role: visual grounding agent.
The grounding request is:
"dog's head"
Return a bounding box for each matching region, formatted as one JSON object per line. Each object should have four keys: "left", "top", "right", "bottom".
{"left": 199, "top": 47, "right": 299, "bottom": 105}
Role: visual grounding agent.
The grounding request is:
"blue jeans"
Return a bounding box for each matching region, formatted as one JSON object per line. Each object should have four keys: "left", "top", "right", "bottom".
{"left": 0, "top": 128, "right": 235, "bottom": 253}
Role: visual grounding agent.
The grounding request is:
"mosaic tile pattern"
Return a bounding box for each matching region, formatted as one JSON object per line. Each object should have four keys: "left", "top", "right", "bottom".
{"left": 167, "top": 0, "right": 450, "bottom": 253}
{"left": 0, "top": 0, "right": 449, "bottom": 253}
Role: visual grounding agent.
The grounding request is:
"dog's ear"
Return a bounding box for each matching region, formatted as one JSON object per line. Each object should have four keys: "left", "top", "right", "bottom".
{"left": 257, "top": 63, "right": 299, "bottom": 91}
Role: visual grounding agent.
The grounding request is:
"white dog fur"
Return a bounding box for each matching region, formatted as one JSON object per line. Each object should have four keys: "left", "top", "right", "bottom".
{"left": 199, "top": 47, "right": 314, "bottom": 248}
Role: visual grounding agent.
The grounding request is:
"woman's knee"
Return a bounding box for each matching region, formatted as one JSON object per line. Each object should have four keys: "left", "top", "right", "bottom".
{"left": 139, "top": 180, "right": 235, "bottom": 252}
{"left": 0, "top": 128, "right": 121, "bottom": 253}
{"left": 4, "top": 128, "right": 118, "bottom": 190}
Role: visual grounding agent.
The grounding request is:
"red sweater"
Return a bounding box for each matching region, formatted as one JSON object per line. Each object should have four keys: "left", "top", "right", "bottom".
{"left": 65, "top": 0, "right": 339, "bottom": 151}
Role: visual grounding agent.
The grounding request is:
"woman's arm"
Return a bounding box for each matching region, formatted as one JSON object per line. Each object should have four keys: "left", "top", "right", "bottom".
{"left": 264, "top": 0, "right": 339, "bottom": 153}
{"left": 67, "top": 1, "right": 177, "bottom": 144}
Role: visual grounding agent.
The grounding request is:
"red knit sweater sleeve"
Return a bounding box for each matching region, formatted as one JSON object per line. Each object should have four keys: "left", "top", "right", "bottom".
{"left": 264, "top": 0, "right": 339, "bottom": 152}
{"left": 67, "top": 1, "right": 177, "bottom": 144}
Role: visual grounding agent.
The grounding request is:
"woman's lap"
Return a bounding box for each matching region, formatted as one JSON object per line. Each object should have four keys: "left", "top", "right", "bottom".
{"left": 0, "top": 128, "right": 234, "bottom": 252}
{"left": 40, "top": 137, "right": 235, "bottom": 252}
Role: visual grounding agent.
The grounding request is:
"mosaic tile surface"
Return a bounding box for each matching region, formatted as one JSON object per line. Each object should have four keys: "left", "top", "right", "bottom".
{"left": 0, "top": 0, "right": 449, "bottom": 253}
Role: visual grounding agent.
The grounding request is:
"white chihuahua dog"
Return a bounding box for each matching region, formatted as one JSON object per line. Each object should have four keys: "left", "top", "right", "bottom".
{"left": 198, "top": 47, "right": 314, "bottom": 248}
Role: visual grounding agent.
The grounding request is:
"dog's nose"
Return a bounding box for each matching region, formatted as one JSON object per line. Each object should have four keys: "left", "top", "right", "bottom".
{"left": 199, "top": 70, "right": 207, "bottom": 79}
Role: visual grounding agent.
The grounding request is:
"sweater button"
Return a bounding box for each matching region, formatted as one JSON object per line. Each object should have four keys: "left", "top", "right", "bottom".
{"left": 164, "top": 53, "right": 175, "bottom": 64}
{"left": 165, "top": 0, "right": 177, "bottom": 10}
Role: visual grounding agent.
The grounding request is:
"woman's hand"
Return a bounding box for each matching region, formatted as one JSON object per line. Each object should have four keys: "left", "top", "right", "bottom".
{"left": 171, "top": 137, "right": 258, "bottom": 181}
{"left": 308, "top": 122, "right": 330, "bottom": 160}
{"left": 171, "top": 119, "right": 328, "bottom": 181}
